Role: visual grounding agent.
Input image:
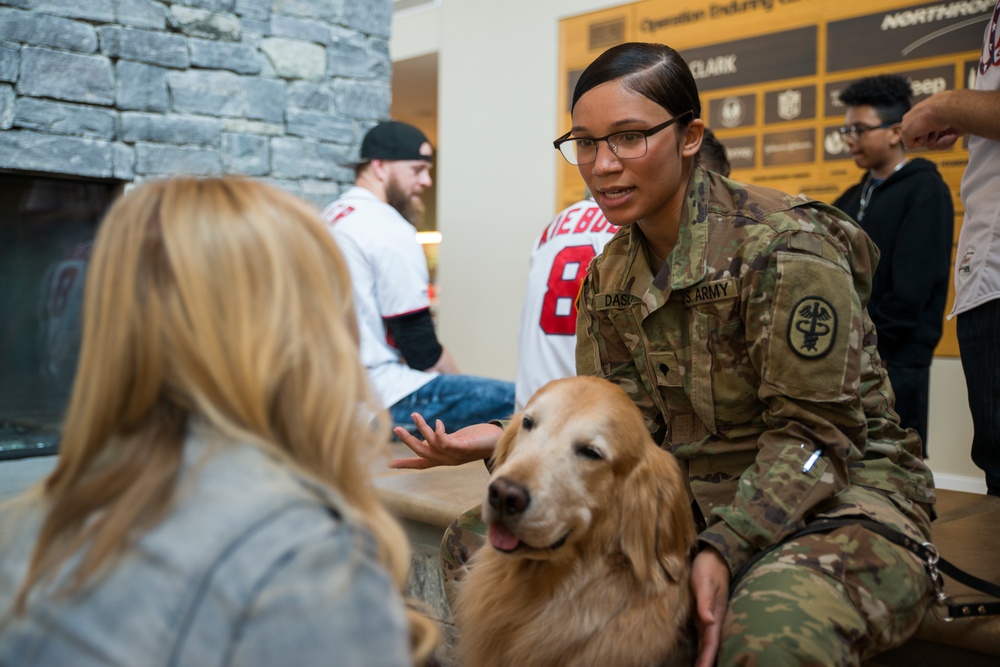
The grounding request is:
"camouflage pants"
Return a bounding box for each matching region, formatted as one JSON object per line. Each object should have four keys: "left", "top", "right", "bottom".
{"left": 440, "top": 504, "right": 487, "bottom": 614}
{"left": 721, "top": 522, "right": 931, "bottom": 666}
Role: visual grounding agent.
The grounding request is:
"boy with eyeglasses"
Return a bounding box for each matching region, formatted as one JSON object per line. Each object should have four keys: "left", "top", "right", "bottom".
{"left": 834, "top": 74, "right": 954, "bottom": 456}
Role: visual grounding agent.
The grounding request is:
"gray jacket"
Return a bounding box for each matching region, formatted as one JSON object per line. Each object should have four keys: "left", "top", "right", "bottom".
{"left": 0, "top": 419, "right": 411, "bottom": 666}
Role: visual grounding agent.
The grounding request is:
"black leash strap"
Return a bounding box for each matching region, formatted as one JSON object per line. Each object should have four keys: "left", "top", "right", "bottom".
{"left": 731, "top": 519, "right": 1000, "bottom": 620}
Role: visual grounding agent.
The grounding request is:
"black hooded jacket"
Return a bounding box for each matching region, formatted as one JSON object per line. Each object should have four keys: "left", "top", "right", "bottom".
{"left": 834, "top": 157, "right": 954, "bottom": 366}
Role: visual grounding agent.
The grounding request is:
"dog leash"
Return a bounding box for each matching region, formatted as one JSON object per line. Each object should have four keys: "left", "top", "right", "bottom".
{"left": 730, "top": 518, "right": 1000, "bottom": 620}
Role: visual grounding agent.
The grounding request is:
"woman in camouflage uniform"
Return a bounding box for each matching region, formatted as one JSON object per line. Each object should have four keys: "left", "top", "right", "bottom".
{"left": 565, "top": 42, "right": 936, "bottom": 667}
{"left": 394, "top": 42, "right": 937, "bottom": 667}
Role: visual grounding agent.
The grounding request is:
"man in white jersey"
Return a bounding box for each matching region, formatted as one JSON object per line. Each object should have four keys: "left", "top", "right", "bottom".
{"left": 902, "top": 0, "right": 1000, "bottom": 495}
{"left": 322, "top": 121, "right": 514, "bottom": 434}
{"left": 515, "top": 129, "right": 732, "bottom": 409}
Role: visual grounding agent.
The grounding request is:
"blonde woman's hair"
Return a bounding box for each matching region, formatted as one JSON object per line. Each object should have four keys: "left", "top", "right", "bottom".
{"left": 13, "top": 176, "right": 436, "bottom": 661}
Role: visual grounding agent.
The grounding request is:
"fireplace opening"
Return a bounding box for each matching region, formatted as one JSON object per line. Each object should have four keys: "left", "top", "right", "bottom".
{"left": 0, "top": 172, "right": 123, "bottom": 460}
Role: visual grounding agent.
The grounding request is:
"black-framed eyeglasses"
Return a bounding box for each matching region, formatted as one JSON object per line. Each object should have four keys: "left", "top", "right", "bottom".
{"left": 553, "top": 110, "right": 695, "bottom": 165}
{"left": 837, "top": 121, "right": 897, "bottom": 142}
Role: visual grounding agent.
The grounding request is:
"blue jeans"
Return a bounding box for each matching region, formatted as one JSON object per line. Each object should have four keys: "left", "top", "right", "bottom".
{"left": 390, "top": 375, "right": 515, "bottom": 433}
{"left": 956, "top": 298, "right": 1000, "bottom": 495}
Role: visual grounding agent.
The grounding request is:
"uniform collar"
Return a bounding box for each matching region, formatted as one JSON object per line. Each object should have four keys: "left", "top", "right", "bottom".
{"left": 672, "top": 166, "right": 712, "bottom": 291}
{"left": 623, "top": 167, "right": 711, "bottom": 314}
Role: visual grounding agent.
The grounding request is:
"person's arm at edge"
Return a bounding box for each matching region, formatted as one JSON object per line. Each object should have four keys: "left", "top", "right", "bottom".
{"left": 902, "top": 89, "right": 1000, "bottom": 149}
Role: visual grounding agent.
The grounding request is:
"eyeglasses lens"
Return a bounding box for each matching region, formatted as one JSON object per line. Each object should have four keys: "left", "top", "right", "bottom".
{"left": 560, "top": 133, "right": 648, "bottom": 166}
{"left": 838, "top": 125, "right": 860, "bottom": 141}
{"left": 609, "top": 132, "right": 647, "bottom": 160}
{"left": 561, "top": 141, "right": 589, "bottom": 166}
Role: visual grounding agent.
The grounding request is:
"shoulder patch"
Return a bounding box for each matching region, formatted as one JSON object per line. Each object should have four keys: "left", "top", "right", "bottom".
{"left": 684, "top": 278, "right": 739, "bottom": 306}
{"left": 787, "top": 296, "right": 837, "bottom": 358}
{"left": 764, "top": 251, "right": 857, "bottom": 401}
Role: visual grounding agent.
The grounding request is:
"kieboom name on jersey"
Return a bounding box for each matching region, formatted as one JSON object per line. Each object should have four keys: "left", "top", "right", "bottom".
{"left": 537, "top": 204, "right": 620, "bottom": 248}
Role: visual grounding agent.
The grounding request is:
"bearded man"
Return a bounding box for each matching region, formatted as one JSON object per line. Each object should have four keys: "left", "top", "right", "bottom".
{"left": 322, "top": 121, "right": 514, "bottom": 433}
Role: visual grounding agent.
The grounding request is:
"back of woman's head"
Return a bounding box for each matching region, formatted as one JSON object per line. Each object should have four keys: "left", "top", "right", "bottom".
{"left": 68, "top": 176, "right": 375, "bottom": 479}
{"left": 20, "top": 177, "right": 435, "bottom": 658}
{"left": 572, "top": 42, "right": 702, "bottom": 124}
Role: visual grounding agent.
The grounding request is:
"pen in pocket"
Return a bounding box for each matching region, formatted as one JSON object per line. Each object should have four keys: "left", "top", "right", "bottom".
{"left": 800, "top": 444, "right": 822, "bottom": 473}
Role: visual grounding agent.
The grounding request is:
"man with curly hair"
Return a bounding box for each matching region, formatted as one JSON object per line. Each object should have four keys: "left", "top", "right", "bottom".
{"left": 834, "top": 74, "right": 954, "bottom": 456}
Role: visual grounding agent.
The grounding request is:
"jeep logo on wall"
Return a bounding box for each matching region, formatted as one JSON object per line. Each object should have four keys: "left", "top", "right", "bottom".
{"left": 824, "top": 65, "right": 954, "bottom": 118}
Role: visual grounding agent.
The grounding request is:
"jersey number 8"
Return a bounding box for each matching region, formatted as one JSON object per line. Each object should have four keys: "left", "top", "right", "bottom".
{"left": 540, "top": 245, "right": 597, "bottom": 335}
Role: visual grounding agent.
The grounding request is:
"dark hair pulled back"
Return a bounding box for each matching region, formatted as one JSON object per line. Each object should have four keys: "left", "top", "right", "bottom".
{"left": 571, "top": 42, "right": 701, "bottom": 127}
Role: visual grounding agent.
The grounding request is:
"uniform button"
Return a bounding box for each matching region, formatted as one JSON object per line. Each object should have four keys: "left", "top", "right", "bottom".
{"left": 659, "top": 363, "right": 669, "bottom": 375}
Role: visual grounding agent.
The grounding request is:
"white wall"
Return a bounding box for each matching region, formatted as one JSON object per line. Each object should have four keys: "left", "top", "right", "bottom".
{"left": 393, "top": 0, "right": 621, "bottom": 379}
{"left": 391, "top": 1, "right": 986, "bottom": 494}
{"left": 389, "top": 1, "right": 440, "bottom": 61}
{"left": 927, "top": 358, "right": 984, "bottom": 493}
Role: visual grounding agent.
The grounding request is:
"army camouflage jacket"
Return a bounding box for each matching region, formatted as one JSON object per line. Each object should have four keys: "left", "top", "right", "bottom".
{"left": 576, "top": 167, "right": 935, "bottom": 574}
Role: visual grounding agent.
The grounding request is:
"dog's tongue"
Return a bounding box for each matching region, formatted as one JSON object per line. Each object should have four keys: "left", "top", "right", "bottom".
{"left": 488, "top": 521, "right": 521, "bottom": 551}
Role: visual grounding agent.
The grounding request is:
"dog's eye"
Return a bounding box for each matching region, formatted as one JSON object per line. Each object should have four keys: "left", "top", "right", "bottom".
{"left": 522, "top": 415, "right": 534, "bottom": 431}
{"left": 574, "top": 443, "right": 604, "bottom": 461}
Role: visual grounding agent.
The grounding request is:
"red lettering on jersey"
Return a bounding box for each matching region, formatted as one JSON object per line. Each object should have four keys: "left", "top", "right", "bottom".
{"left": 539, "top": 212, "right": 564, "bottom": 248}
{"left": 555, "top": 207, "right": 579, "bottom": 236}
{"left": 326, "top": 205, "right": 355, "bottom": 225}
{"left": 538, "top": 203, "right": 620, "bottom": 248}
{"left": 538, "top": 225, "right": 551, "bottom": 246}
{"left": 573, "top": 206, "right": 600, "bottom": 233}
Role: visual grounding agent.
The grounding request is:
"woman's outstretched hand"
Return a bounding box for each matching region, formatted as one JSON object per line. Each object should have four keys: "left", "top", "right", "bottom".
{"left": 389, "top": 414, "right": 503, "bottom": 469}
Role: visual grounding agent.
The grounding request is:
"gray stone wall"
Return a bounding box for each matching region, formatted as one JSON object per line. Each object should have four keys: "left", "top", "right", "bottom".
{"left": 0, "top": 0, "right": 393, "bottom": 208}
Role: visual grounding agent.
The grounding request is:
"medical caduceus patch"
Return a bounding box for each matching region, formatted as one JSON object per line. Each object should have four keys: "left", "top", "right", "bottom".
{"left": 787, "top": 296, "right": 837, "bottom": 359}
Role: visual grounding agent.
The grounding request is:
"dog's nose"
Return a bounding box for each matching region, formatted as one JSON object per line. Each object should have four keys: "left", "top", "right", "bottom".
{"left": 488, "top": 476, "right": 530, "bottom": 517}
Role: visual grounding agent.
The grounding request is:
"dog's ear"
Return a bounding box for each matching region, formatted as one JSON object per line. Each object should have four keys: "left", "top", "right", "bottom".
{"left": 489, "top": 412, "right": 522, "bottom": 470}
{"left": 619, "top": 447, "right": 697, "bottom": 585}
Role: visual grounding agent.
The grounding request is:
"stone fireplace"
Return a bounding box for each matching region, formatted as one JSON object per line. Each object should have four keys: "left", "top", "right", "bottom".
{"left": 0, "top": 0, "right": 395, "bottom": 457}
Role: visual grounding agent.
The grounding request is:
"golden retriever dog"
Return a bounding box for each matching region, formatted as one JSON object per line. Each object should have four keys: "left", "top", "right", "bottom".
{"left": 455, "top": 376, "right": 696, "bottom": 667}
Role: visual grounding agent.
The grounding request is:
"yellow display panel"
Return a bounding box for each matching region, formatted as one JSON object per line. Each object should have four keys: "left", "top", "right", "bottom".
{"left": 558, "top": 0, "right": 993, "bottom": 357}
